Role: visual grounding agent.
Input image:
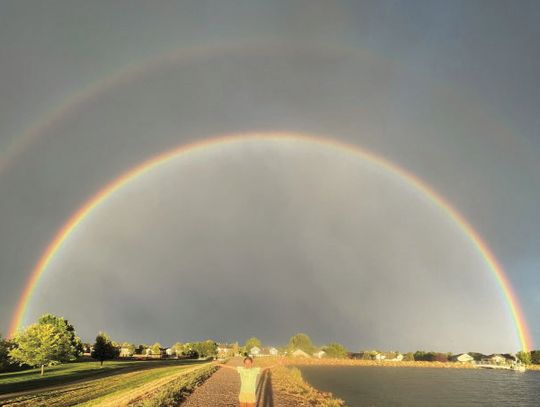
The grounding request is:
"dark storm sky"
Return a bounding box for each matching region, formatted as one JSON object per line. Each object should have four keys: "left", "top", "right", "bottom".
{"left": 0, "top": 1, "right": 539, "bottom": 352}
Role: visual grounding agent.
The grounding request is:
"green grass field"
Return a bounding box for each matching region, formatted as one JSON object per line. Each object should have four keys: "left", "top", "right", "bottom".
{"left": 0, "top": 358, "right": 215, "bottom": 407}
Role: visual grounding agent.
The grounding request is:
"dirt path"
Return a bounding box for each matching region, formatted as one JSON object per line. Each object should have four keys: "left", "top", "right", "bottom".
{"left": 180, "top": 359, "right": 298, "bottom": 407}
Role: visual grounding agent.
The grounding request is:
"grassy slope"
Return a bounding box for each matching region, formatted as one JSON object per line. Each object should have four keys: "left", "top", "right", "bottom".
{"left": 256, "top": 357, "right": 344, "bottom": 407}
{"left": 0, "top": 359, "right": 213, "bottom": 407}
{"left": 0, "top": 359, "right": 204, "bottom": 393}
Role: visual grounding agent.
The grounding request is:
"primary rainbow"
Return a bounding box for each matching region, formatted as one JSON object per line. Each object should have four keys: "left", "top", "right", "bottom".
{"left": 8, "top": 132, "right": 532, "bottom": 351}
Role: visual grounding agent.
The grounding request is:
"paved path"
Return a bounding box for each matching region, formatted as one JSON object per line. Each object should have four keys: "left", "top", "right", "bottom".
{"left": 180, "top": 359, "right": 296, "bottom": 407}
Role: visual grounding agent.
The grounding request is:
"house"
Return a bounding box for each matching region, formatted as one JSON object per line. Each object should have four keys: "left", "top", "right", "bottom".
{"left": 217, "top": 344, "right": 235, "bottom": 358}
{"left": 291, "top": 349, "right": 311, "bottom": 358}
{"left": 249, "top": 346, "right": 261, "bottom": 356}
{"left": 313, "top": 350, "right": 326, "bottom": 359}
{"left": 145, "top": 347, "right": 168, "bottom": 359}
{"left": 166, "top": 348, "right": 174, "bottom": 357}
{"left": 374, "top": 352, "right": 386, "bottom": 361}
{"left": 451, "top": 353, "right": 474, "bottom": 363}
{"left": 257, "top": 347, "right": 279, "bottom": 357}
{"left": 119, "top": 347, "right": 134, "bottom": 358}
{"left": 482, "top": 354, "right": 512, "bottom": 365}
{"left": 501, "top": 353, "right": 517, "bottom": 362}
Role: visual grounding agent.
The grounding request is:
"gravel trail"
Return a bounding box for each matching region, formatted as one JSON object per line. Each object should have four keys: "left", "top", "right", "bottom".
{"left": 180, "top": 358, "right": 298, "bottom": 407}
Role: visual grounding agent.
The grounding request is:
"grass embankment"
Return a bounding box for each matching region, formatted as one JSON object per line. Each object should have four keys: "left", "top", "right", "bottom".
{"left": 0, "top": 359, "right": 216, "bottom": 407}
{"left": 257, "top": 358, "right": 344, "bottom": 407}
{"left": 0, "top": 359, "right": 200, "bottom": 393}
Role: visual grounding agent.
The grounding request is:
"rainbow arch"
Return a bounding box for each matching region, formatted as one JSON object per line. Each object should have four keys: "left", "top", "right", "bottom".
{"left": 8, "top": 132, "right": 532, "bottom": 351}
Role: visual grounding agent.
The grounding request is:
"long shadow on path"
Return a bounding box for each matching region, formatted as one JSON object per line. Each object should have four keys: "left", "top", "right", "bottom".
{"left": 256, "top": 370, "right": 274, "bottom": 407}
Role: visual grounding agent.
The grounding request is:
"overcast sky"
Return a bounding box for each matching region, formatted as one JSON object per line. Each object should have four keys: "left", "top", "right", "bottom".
{"left": 1, "top": 1, "right": 539, "bottom": 353}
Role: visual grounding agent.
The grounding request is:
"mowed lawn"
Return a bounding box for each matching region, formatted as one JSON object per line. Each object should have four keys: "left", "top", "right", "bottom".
{"left": 0, "top": 359, "right": 214, "bottom": 406}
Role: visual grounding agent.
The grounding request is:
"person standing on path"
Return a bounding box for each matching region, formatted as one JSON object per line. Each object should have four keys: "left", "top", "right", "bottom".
{"left": 215, "top": 356, "right": 281, "bottom": 407}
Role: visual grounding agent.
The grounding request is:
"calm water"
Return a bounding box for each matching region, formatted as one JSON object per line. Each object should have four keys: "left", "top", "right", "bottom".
{"left": 299, "top": 366, "right": 540, "bottom": 406}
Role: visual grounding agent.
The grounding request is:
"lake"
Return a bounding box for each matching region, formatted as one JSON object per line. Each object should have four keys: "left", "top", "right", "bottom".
{"left": 299, "top": 366, "right": 540, "bottom": 406}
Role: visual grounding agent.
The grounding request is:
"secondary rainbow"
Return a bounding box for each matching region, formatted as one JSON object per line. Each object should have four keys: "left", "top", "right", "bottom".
{"left": 8, "top": 132, "right": 532, "bottom": 351}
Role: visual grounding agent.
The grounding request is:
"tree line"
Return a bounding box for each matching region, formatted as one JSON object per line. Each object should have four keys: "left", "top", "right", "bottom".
{"left": 0, "top": 314, "right": 219, "bottom": 375}
{"left": 2, "top": 315, "right": 538, "bottom": 375}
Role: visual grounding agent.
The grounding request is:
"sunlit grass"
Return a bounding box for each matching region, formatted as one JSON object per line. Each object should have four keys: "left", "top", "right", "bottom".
{"left": 255, "top": 357, "right": 344, "bottom": 406}
{"left": 0, "top": 359, "right": 213, "bottom": 406}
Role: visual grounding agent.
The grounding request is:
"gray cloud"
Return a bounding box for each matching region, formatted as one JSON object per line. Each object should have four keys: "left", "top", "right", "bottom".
{"left": 1, "top": 1, "right": 539, "bottom": 350}
{"left": 26, "top": 142, "right": 514, "bottom": 352}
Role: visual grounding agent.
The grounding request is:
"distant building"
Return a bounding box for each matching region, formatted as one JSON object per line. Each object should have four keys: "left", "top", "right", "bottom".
{"left": 217, "top": 346, "right": 233, "bottom": 358}
{"left": 249, "top": 346, "right": 261, "bottom": 356}
{"left": 313, "top": 350, "right": 326, "bottom": 359}
{"left": 482, "top": 354, "right": 514, "bottom": 365}
{"left": 451, "top": 353, "right": 474, "bottom": 363}
{"left": 291, "top": 349, "right": 311, "bottom": 358}
{"left": 216, "top": 342, "right": 239, "bottom": 358}
{"left": 119, "top": 347, "right": 134, "bottom": 358}
{"left": 257, "top": 347, "right": 279, "bottom": 357}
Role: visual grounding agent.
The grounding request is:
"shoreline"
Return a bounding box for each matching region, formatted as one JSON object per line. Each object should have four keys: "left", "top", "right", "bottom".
{"left": 288, "top": 358, "right": 474, "bottom": 369}
{"left": 269, "top": 365, "right": 344, "bottom": 406}
{"left": 285, "top": 358, "right": 540, "bottom": 370}
{"left": 256, "top": 358, "right": 344, "bottom": 406}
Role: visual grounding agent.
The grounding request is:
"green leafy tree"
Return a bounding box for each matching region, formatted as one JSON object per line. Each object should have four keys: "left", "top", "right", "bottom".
{"left": 0, "top": 334, "right": 13, "bottom": 371}
{"left": 200, "top": 340, "right": 218, "bottom": 358}
{"left": 9, "top": 323, "right": 76, "bottom": 375}
{"left": 323, "top": 343, "right": 348, "bottom": 358}
{"left": 151, "top": 342, "right": 162, "bottom": 356}
{"left": 91, "top": 332, "right": 119, "bottom": 366}
{"left": 433, "top": 352, "right": 448, "bottom": 362}
{"left": 184, "top": 347, "right": 198, "bottom": 359}
{"left": 467, "top": 352, "right": 485, "bottom": 362}
{"left": 171, "top": 342, "right": 184, "bottom": 357}
{"left": 516, "top": 351, "right": 531, "bottom": 365}
{"left": 530, "top": 350, "right": 540, "bottom": 365}
{"left": 38, "top": 314, "right": 83, "bottom": 358}
{"left": 414, "top": 351, "right": 438, "bottom": 362}
{"left": 190, "top": 340, "right": 217, "bottom": 358}
{"left": 403, "top": 352, "right": 414, "bottom": 361}
{"left": 231, "top": 342, "right": 239, "bottom": 356}
{"left": 244, "top": 337, "right": 262, "bottom": 352}
{"left": 360, "top": 350, "right": 377, "bottom": 360}
{"left": 288, "top": 333, "right": 315, "bottom": 354}
{"left": 120, "top": 342, "right": 135, "bottom": 356}
{"left": 136, "top": 344, "right": 148, "bottom": 355}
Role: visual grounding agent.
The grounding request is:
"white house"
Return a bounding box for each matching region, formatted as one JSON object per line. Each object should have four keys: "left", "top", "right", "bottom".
{"left": 313, "top": 350, "right": 326, "bottom": 359}
{"left": 119, "top": 347, "right": 134, "bottom": 358}
{"left": 455, "top": 353, "right": 474, "bottom": 363}
{"left": 483, "top": 354, "right": 515, "bottom": 365}
{"left": 257, "top": 347, "right": 279, "bottom": 357}
{"left": 291, "top": 349, "right": 310, "bottom": 358}
{"left": 217, "top": 345, "right": 236, "bottom": 358}
{"left": 249, "top": 346, "right": 261, "bottom": 356}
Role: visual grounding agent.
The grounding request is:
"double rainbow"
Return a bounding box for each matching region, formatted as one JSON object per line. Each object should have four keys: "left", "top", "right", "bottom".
{"left": 8, "top": 132, "right": 532, "bottom": 351}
